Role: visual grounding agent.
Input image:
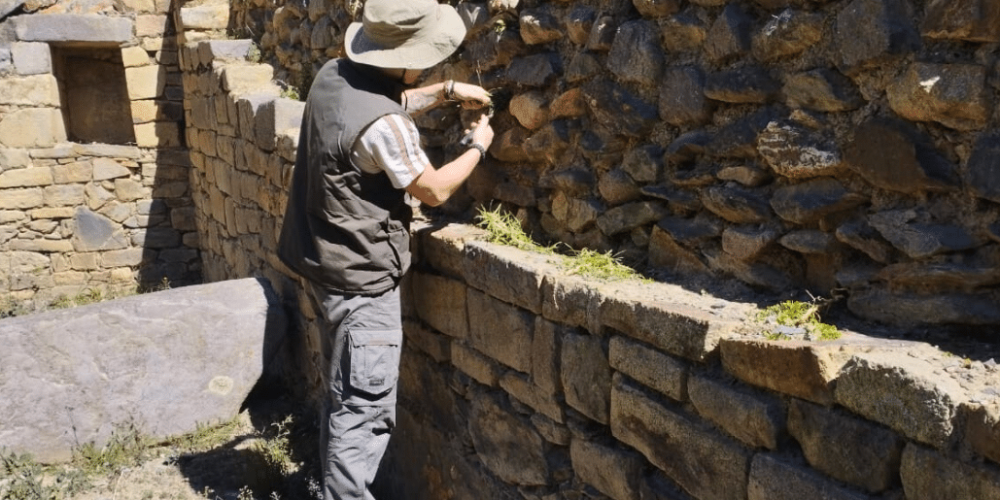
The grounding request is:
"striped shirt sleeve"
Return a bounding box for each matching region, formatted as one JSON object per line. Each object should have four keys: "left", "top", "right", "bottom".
{"left": 351, "top": 113, "right": 431, "bottom": 189}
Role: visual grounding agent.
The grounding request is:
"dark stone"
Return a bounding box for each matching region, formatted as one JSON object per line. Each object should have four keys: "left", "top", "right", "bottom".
{"left": 565, "top": 6, "right": 597, "bottom": 45}
{"left": 835, "top": 219, "right": 893, "bottom": 263}
{"left": 579, "top": 126, "right": 628, "bottom": 171}
{"left": 717, "top": 165, "right": 771, "bottom": 187}
{"left": 640, "top": 185, "right": 702, "bottom": 214}
{"left": 751, "top": 9, "right": 824, "bottom": 62}
{"left": 701, "top": 185, "right": 773, "bottom": 224}
{"left": 657, "top": 214, "right": 723, "bottom": 246}
{"left": 622, "top": 144, "right": 663, "bottom": 183}
{"left": 848, "top": 288, "right": 1000, "bottom": 326}
{"left": 968, "top": 132, "right": 1000, "bottom": 203}
{"left": 633, "top": 0, "right": 680, "bottom": 18}
{"left": 599, "top": 169, "right": 643, "bottom": 205}
{"left": 869, "top": 209, "right": 979, "bottom": 259}
{"left": 659, "top": 66, "right": 711, "bottom": 126}
{"left": 520, "top": 7, "right": 563, "bottom": 45}
{"left": 779, "top": 229, "right": 839, "bottom": 254}
{"left": 887, "top": 62, "right": 989, "bottom": 131}
{"left": 582, "top": 79, "right": 660, "bottom": 137}
{"left": 709, "top": 107, "right": 783, "bottom": 159}
{"left": 133, "top": 228, "right": 182, "bottom": 249}
{"left": 540, "top": 167, "right": 596, "bottom": 197}
{"left": 704, "top": 66, "right": 780, "bottom": 104}
{"left": 783, "top": 68, "right": 864, "bottom": 112}
{"left": 664, "top": 131, "right": 711, "bottom": 166}
{"left": 672, "top": 163, "right": 717, "bottom": 187}
{"left": 506, "top": 53, "right": 561, "bottom": 87}
{"left": 660, "top": 13, "right": 707, "bottom": 53}
{"left": 843, "top": 118, "right": 958, "bottom": 194}
{"left": 562, "top": 333, "right": 612, "bottom": 424}
{"left": 757, "top": 121, "right": 843, "bottom": 179}
{"left": 878, "top": 262, "right": 1000, "bottom": 292}
{"left": 72, "top": 207, "right": 129, "bottom": 251}
{"left": 704, "top": 247, "right": 797, "bottom": 292}
{"left": 490, "top": 126, "right": 531, "bottom": 162}
{"left": 597, "top": 201, "right": 669, "bottom": 236}
{"left": 565, "top": 52, "right": 602, "bottom": 83}
{"left": 649, "top": 225, "right": 710, "bottom": 272}
{"left": 587, "top": 15, "right": 618, "bottom": 51}
{"left": 495, "top": 182, "right": 537, "bottom": 207}
{"left": 552, "top": 193, "right": 603, "bottom": 232}
{"left": 771, "top": 178, "right": 867, "bottom": 225}
{"left": 608, "top": 20, "right": 664, "bottom": 86}
{"left": 469, "top": 392, "right": 550, "bottom": 486}
{"left": 704, "top": 4, "right": 753, "bottom": 63}
{"left": 722, "top": 225, "right": 780, "bottom": 260}
{"left": 921, "top": 0, "right": 1000, "bottom": 43}
{"left": 461, "top": 29, "right": 526, "bottom": 71}
{"left": 524, "top": 120, "right": 576, "bottom": 164}
{"left": 834, "top": 0, "right": 920, "bottom": 75}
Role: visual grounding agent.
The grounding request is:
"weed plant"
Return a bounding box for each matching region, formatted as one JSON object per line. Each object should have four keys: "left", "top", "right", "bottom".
{"left": 755, "top": 300, "right": 841, "bottom": 341}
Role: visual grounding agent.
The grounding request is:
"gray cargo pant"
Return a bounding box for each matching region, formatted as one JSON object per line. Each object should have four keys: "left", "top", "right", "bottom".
{"left": 309, "top": 283, "right": 403, "bottom": 500}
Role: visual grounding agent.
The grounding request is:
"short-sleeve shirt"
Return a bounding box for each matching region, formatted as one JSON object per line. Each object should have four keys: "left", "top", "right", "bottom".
{"left": 351, "top": 113, "right": 430, "bottom": 189}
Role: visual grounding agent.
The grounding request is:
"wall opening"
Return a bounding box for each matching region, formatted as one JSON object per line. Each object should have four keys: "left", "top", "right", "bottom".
{"left": 50, "top": 44, "right": 136, "bottom": 145}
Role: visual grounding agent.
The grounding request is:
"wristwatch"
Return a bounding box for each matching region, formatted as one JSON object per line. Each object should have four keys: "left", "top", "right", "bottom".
{"left": 469, "top": 142, "right": 487, "bottom": 161}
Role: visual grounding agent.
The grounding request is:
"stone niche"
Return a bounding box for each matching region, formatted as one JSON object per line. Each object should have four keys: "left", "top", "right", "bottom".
{"left": 50, "top": 44, "right": 136, "bottom": 145}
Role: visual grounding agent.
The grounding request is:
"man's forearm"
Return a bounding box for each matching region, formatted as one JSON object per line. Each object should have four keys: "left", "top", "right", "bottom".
{"left": 406, "top": 147, "right": 482, "bottom": 206}
{"left": 403, "top": 81, "right": 450, "bottom": 116}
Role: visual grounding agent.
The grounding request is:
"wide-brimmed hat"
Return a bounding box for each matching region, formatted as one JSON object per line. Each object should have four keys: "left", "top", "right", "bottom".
{"left": 345, "top": 0, "right": 466, "bottom": 70}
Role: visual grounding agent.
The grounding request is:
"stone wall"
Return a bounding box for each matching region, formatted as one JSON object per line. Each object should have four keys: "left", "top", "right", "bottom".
{"left": 232, "top": 0, "right": 1000, "bottom": 330}
{"left": 171, "top": 4, "right": 1000, "bottom": 499}
{"left": 0, "top": 0, "right": 197, "bottom": 307}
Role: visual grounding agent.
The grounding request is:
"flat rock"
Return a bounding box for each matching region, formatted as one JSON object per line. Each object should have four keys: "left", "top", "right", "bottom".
{"left": 608, "top": 19, "right": 663, "bottom": 86}
{"left": 519, "top": 7, "right": 562, "bottom": 45}
{"left": 968, "top": 132, "right": 1000, "bottom": 203}
{"left": 722, "top": 225, "right": 780, "bottom": 260}
{"left": 783, "top": 68, "right": 864, "bottom": 112}
{"left": 506, "top": 53, "right": 561, "bottom": 87}
{"left": 779, "top": 229, "right": 839, "bottom": 254}
{"left": 701, "top": 185, "right": 773, "bottom": 224}
{"left": 757, "top": 121, "right": 844, "bottom": 179}
{"left": 469, "top": 392, "right": 550, "bottom": 486}
{"left": 621, "top": 144, "right": 663, "bottom": 183}
{"left": 835, "top": 219, "right": 893, "bottom": 263}
{"left": 770, "top": 178, "right": 866, "bottom": 225}
{"left": 869, "top": 209, "right": 978, "bottom": 259}
{"left": 13, "top": 13, "right": 132, "bottom": 42}
{"left": 901, "top": 444, "right": 1000, "bottom": 500}
{"left": 0, "top": 278, "right": 285, "bottom": 463}
{"left": 659, "top": 66, "right": 711, "bottom": 126}
{"left": 751, "top": 9, "right": 824, "bottom": 62}
{"left": 596, "top": 201, "right": 668, "bottom": 236}
{"left": 921, "top": 0, "right": 1000, "bottom": 43}
{"left": 632, "top": 0, "right": 680, "bottom": 18}
{"left": 847, "top": 288, "right": 1000, "bottom": 326}
{"left": 583, "top": 79, "right": 659, "bottom": 137}
{"left": 748, "top": 454, "right": 872, "bottom": 500}
{"left": 599, "top": 169, "right": 642, "bottom": 205}
{"left": 704, "top": 4, "right": 752, "bottom": 63}
{"left": 704, "top": 66, "right": 780, "bottom": 104}
{"left": 877, "top": 262, "right": 1000, "bottom": 292}
{"left": 887, "top": 62, "right": 989, "bottom": 131}
{"left": 844, "top": 118, "right": 957, "bottom": 193}
{"left": 833, "top": 0, "right": 920, "bottom": 74}
{"left": 660, "top": 13, "right": 707, "bottom": 52}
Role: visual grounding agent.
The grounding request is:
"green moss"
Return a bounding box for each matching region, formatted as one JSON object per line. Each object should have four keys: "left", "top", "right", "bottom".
{"left": 756, "top": 300, "right": 842, "bottom": 341}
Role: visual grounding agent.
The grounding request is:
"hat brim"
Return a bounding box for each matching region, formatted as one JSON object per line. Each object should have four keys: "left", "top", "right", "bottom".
{"left": 345, "top": 4, "right": 466, "bottom": 70}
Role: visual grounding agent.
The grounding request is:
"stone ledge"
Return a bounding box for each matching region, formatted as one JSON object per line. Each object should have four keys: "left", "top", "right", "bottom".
{"left": 13, "top": 14, "right": 133, "bottom": 43}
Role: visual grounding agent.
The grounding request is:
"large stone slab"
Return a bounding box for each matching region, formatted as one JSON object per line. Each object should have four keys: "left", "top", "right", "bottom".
{"left": 462, "top": 240, "right": 553, "bottom": 315}
{"left": 0, "top": 278, "right": 286, "bottom": 463}
{"left": 887, "top": 62, "right": 989, "bottom": 131}
{"left": 748, "top": 454, "right": 871, "bottom": 500}
{"left": 13, "top": 14, "right": 133, "bottom": 43}
{"left": 901, "top": 444, "right": 1000, "bottom": 500}
{"left": 469, "top": 391, "right": 550, "bottom": 487}
{"left": 689, "top": 374, "right": 784, "bottom": 450}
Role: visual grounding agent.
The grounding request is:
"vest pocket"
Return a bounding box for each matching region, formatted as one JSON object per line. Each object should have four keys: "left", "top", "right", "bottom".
{"left": 348, "top": 328, "right": 402, "bottom": 397}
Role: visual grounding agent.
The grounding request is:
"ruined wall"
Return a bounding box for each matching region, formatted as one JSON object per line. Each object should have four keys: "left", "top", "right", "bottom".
{"left": 0, "top": 0, "right": 198, "bottom": 307}
{"left": 173, "top": 4, "right": 1000, "bottom": 498}
{"left": 233, "top": 0, "right": 1000, "bottom": 330}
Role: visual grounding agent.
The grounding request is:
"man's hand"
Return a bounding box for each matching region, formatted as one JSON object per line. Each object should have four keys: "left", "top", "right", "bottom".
{"left": 468, "top": 113, "right": 495, "bottom": 150}
{"left": 450, "top": 82, "right": 491, "bottom": 110}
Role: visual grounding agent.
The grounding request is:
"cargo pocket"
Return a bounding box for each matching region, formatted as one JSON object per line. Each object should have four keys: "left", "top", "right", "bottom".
{"left": 347, "top": 328, "right": 402, "bottom": 398}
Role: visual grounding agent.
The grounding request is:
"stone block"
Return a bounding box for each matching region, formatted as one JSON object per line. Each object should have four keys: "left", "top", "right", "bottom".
{"left": 788, "top": 399, "right": 904, "bottom": 492}
{"left": 121, "top": 46, "right": 151, "bottom": 68}
{"left": 92, "top": 158, "right": 130, "bottom": 181}
{"left": 701, "top": 185, "right": 772, "bottom": 224}
{"left": 222, "top": 64, "right": 275, "bottom": 94}
{"left": 451, "top": 341, "right": 502, "bottom": 387}
{"left": 705, "top": 66, "right": 780, "bottom": 104}
{"left": 758, "top": 121, "right": 844, "bottom": 179}
{"left": 500, "top": 371, "right": 564, "bottom": 423}
{"left": 51, "top": 162, "right": 91, "bottom": 184}
{"left": 608, "top": 19, "right": 663, "bottom": 86}
{"left": 0, "top": 148, "right": 31, "bottom": 169}
{"left": 751, "top": 10, "right": 824, "bottom": 62}
{"left": 13, "top": 14, "right": 133, "bottom": 43}
{"left": 582, "top": 79, "right": 658, "bottom": 138}
{"left": 843, "top": 118, "right": 956, "bottom": 194}
{"left": 835, "top": 349, "right": 968, "bottom": 448}
{"left": 969, "top": 132, "right": 1000, "bottom": 204}
{"left": 611, "top": 375, "right": 751, "bottom": 500}
{"left": 469, "top": 392, "right": 550, "bottom": 487}
{"left": 508, "top": 90, "right": 549, "bottom": 130}
{"left": 125, "top": 65, "right": 167, "bottom": 100}
{"left": 136, "top": 14, "right": 168, "bottom": 38}
{"left": 571, "top": 440, "right": 643, "bottom": 500}
{"left": 0, "top": 74, "right": 60, "bottom": 106}
{"left": 532, "top": 318, "right": 563, "bottom": 396}
{"left": 0, "top": 278, "right": 285, "bottom": 463}
{"left": 179, "top": 3, "right": 230, "bottom": 30}
{"left": 254, "top": 97, "right": 304, "bottom": 151}
{"left": 599, "top": 280, "right": 741, "bottom": 362}
{"left": 901, "top": 444, "right": 1000, "bottom": 500}
{"left": 71, "top": 207, "right": 129, "bottom": 251}
{"left": 704, "top": 4, "right": 752, "bottom": 63}
{"left": 102, "top": 248, "right": 144, "bottom": 267}
{"left": 783, "top": 68, "right": 864, "bottom": 112}
{"left": 869, "top": 209, "right": 977, "bottom": 259}
{"left": 562, "top": 332, "right": 611, "bottom": 424}
{"left": 609, "top": 335, "right": 687, "bottom": 402}
{"left": 848, "top": 288, "right": 1000, "bottom": 326}
{"left": 402, "top": 319, "right": 450, "bottom": 363}
{"left": 966, "top": 402, "right": 1000, "bottom": 464}
{"left": 659, "top": 66, "right": 711, "bottom": 127}
{"left": 467, "top": 289, "right": 534, "bottom": 373}
{"left": 462, "top": 240, "right": 551, "bottom": 314}
{"left": 688, "top": 374, "right": 783, "bottom": 450}
{"left": 519, "top": 7, "right": 563, "bottom": 45}
{"left": 834, "top": 0, "right": 920, "bottom": 74}
{"left": 0, "top": 166, "right": 52, "bottom": 188}
{"left": 9, "top": 239, "right": 73, "bottom": 253}
{"left": 770, "top": 178, "right": 866, "bottom": 225}
{"left": 887, "top": 62, "right": 989, "bottom": 131}
{"left": 133, "top": 121, "right": 181, "bottom": 148}
{"left": 921, "top": 0, "right": 1000, "bottom": 42}
{"left": 411, "top": 271, "right": 468, "bottom": 339}
{"left": 748, "top": 454, "right": 871, "bottom": 500}
{"left": 11, "top": 42, "right": 51, "bottom": 75}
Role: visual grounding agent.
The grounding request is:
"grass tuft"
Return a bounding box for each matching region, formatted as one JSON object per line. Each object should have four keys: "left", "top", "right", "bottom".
{"left": 755, "top": 300, "right": 842, "bottom": 341}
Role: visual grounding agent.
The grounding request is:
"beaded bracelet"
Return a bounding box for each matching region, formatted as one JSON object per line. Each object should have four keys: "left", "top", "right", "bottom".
{"left": 444, "top": 80, "right": 456, "bottom": 101}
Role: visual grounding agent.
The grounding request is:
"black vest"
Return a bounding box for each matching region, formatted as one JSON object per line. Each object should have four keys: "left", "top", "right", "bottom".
{"left": 277, "top": 59, "right": 413, "bottom": 295}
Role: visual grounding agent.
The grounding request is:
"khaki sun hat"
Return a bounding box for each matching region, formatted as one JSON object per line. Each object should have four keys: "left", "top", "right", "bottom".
{"left": 345, "top": 0, "right": 467, "bottom": 70}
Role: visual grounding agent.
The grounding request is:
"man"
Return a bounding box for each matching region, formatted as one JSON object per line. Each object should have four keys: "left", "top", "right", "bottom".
{"left": 276, "top": 1, "right": 494, "bottom": 499}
